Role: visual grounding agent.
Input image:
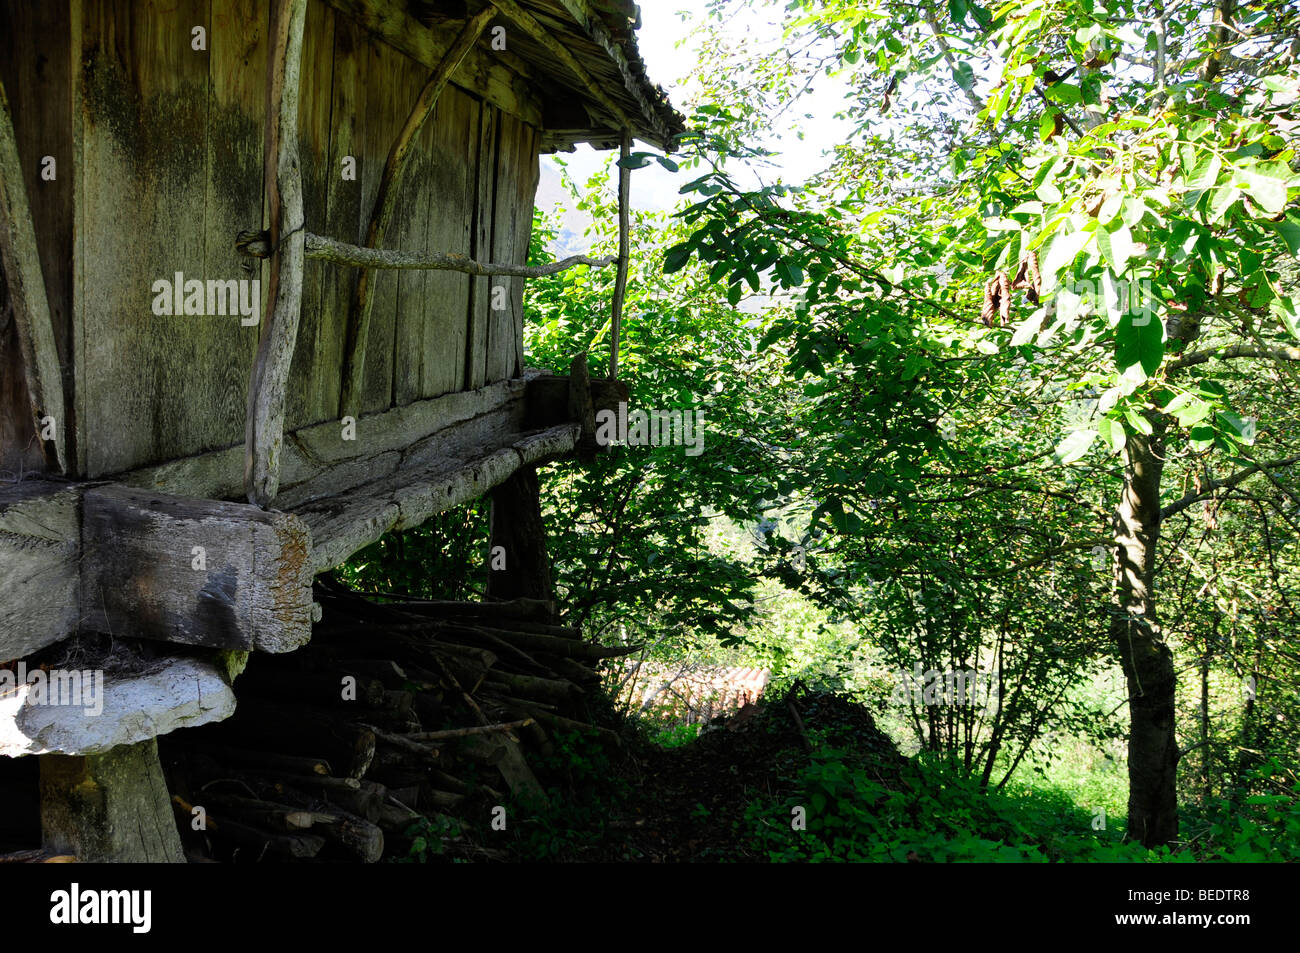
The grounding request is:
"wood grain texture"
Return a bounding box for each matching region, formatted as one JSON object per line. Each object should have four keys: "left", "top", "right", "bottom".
{"left": 80, "top": 484, "right": 314, "bottom": 652}
{"left": 286, "top": 0, "right": 336, "bottom": 431}
{"left": 319, "top": 0, "right": 542, "bottom": 127}
{"left": 75, "top": 0, "right": 213, "bottom": 478}
{"left": 0, "top": 2, "right": 73, "bottom": 473}
{"left": 342, "top": 8, "right": 493, "bottom": 416}
{"left": 466, "top": 103, "right": 498, "bottom": 390}
{"left": 122, "top": 373, "right": 534, "bottom": 502}
{"left": 0, "top": 481, "right": 80, "bottom": 661}
{"left": 420, "top": 87, "right": 476, "bottom": 398}
{"left": 245, "top": 0, "right": 308, "bottom": 506}
{"left": 202, "top": 0, "right": 268, "bottom": 472}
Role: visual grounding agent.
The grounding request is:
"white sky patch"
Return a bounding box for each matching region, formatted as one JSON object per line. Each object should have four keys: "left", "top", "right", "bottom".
{"left": 538, "top": 0, "right": 855, "bottom": 243}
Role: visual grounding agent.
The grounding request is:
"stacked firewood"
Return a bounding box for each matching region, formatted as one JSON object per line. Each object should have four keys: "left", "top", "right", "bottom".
{"left": 161, "top": 583, "right": 638, "bottom": 862}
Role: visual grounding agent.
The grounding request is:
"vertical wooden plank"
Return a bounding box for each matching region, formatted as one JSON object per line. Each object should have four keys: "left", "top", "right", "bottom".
{"left": 204, "top": 0, "right": 268, "bottom": 454}
{"left": 285, "top": 0, "right": 334, "bottom": 431}
{"left": 318, "top": 12, "right": 364, "bottom": 422}
{"left": 506, "top": 118, "right": 541, "bottom": 379}
{"left": 466, "top": 102, "right": 497, "bottom": 390}
{"left": 0, "top": 0, "right": 74, "bottom": 473}
{"left": 486, "top": 111, "right": 521, "bottom": 384}
{"left": 419, "top": 87, "right": 475, "bottom": 399}
{"left": 0, "top": 78, "right": 67, "bottom": 473}
{"left": 391, "top": 51, "right": 431, "bottom": 407}
{"left": 357, "top": 37, "right": 402, "bottom": 414}
{"left": 76, "top": 0, "right": 211, "bottom": 478}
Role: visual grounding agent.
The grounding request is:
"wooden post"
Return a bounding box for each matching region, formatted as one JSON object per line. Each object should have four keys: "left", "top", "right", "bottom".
{"left": 610, "top": 132, "right": 632, "bottom": 380}
{"left": 40, "top": 740, "right": 185, "bottom": 863}
{"left": 486, "top": 466, "right": 554, "bottom": 603}
{"left": 339, "top": 7, "right": 497, "bottom": 417}
{"left": 246, "top": 0, "right": 309, "bottom": 507}
{"left": 0, "top": 78, "right": 66, "bottom": 473}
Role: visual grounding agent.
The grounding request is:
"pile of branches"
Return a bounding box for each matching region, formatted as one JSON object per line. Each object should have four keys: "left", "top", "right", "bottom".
{"left": 161, "top": 582, "right": 639, "bottom": 862}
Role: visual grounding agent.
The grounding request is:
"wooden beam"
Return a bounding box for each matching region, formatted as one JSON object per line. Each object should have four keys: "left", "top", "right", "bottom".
{"left": 238, "top": 229, "right": 613, "bottom": 276}
{"left": 124, "top": 374, "right": 535, "bottom": 503}
{"left": 339, "top": 7, "right": 497, "bottom": 417}
{"left": 300, "top": 422, "right": 579, "bottom": 573}
{"left": 80, "top": 485, "right": 315, "bottom": 653}
{"left": 610, "top": 131, "right": 631, "bottom": 379}
{"left": 525, "top": 373, "right": 627, "bottom": 430}
{"left": 0, "top": 79, "right": 66, "bottom": 473}
{"left": 487, "top": 465, "right": 554, "bottom": 602}
{"left": 491, "top": 0, "right": 640, "bottom": 135}
{"left": 40, "top": 739, "right": 185, "bottom": 862}
{"left": 246, "top": 0, "right": 309, "bottom": 507}
{"left": 0, "top": 482, "right": 79, "bottom": 661}
{"left": 553, "top": 0, "right": 677, "bottom": 149}
{"left": 320, "top": 0, "right": 543, "bottom": 127}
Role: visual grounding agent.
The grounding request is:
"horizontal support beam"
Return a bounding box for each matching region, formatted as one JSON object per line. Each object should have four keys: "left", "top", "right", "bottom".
{"left": 0, "top": 482, "right": 80, "bottom": 660}
{"left": 0, "top": 481, "right": 316, "bottom": 660}
{"left": 301, "top": 422, "right": 579, "bottom": 574}
{"left": 237, "top": 229, "right": 613, "bottom": 277}
{"left": 80, "top": 486, "right": 315, "bottom": 653}
{"left": 2, "top": 375, "right": 604, "bottom": 661}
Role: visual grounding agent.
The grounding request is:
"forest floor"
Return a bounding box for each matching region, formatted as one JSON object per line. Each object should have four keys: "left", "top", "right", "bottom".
{"left": 478, "top": 687, "right": 906, "bottom": 862}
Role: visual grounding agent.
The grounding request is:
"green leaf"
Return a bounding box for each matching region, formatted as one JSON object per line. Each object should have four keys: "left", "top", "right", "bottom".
{"left": 1097, "top": 223, "right": 1136, "bottom": 273}
{"left": 1188, "top": 153, "right": 1222, "bottom": 190}
{"left": 1053, "top": 429, "right": 1098, "bottom": 465}
{"left": 1098, "top": 416, "right": 1126, "bottom": 453}
{"left": 663, "top": 243, "right": 693, "bottom": 274}
{"left": 1239, "top": 164, "right": 1290, "bottom": 215}
{"left": 1270, "top": 211, "right": 1300, "bottom": 258}
{"left": 1124, "top": 408, "right": 1153, "bottom": 435}
{"left": 1208, "top": 185, "right": 1240, "bottom": 223}
{"left": 1217, "top": 411, "right": 1257, "bottom": 445}
{"left": 953, "top": 61, "right": 976, "bottom": 92}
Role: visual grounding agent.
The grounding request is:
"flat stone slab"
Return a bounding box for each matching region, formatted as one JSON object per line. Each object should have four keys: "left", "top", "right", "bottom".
{"left": 0, "top": 656, "right": 235, "bottom": 757}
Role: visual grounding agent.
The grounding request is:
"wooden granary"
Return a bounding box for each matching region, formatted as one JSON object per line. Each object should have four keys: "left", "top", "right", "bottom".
{"left": 0, "top": 0, "right": 680, "bottom": 861}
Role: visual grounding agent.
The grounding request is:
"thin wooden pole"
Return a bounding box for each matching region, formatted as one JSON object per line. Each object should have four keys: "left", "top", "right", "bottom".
{"left": 610, "top": 132, "right": 632, "bottom": 380}
{"left": 0, "top": 78, "right": 67, "bottom": 473}
{"left": 339, "top": 6, "right": 497, "bottom": 418}
{"left": 245, "top": 0, "right": 308, "bottom": 507}
{"left": 237, "top": 229, "right": 614, "bottom": 276}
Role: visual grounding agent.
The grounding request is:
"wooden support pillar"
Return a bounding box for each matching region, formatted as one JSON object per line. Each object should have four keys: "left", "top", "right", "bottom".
{"left": 39, "top": 739, "right": 184, "bottom": 863}
{"left": 486, "top": 466, "right": 554, "bottom": 604}
{"left": 610, "top": 132, "right": 632, "bottom": 380}
{"left": 246, "top": 0, "right": 309, "bottom": 506}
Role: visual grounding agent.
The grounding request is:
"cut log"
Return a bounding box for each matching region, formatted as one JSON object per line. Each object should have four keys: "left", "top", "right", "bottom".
{"left": 207, "top": 699, "right": 376, "bottom": 779}
{"left": 0, "top": 482, "right": 79, "bottom": 660}
{"left": 213, "top": 819, "right": 325, "bottom": 859}
{"left": 484, "top": 671, "right": 581, "bottom": 705}
{"left": 79, "top": 485, "right": 314, "bottom": 653}
{"left": 315, "top": 811, "right": 384, "bottom": 863}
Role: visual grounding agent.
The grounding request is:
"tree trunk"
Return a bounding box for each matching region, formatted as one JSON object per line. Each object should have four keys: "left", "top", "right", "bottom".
{"left": 1111, "top": 419, "right": 1179, "bottom": 847}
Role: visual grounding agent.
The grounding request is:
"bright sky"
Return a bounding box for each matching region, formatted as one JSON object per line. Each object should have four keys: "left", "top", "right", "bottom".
{"left": 538, "top": 0, "right": 853, "bottom": 222}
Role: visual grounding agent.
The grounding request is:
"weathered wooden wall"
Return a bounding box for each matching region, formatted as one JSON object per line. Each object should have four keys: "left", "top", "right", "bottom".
{"left": 53, "top": 0, "right": 540, "bottom": 481}
{"left": 0, "top": 1, "right": 75, "bottom": 476}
